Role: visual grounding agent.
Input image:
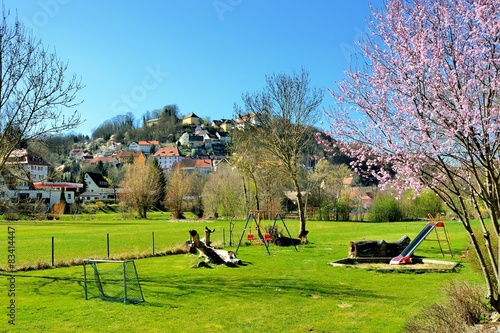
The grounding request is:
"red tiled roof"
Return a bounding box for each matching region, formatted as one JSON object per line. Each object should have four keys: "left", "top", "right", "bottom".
{"left": 153, "top": 146, "right": 181, "bottom": 157}
{"left": 138, "top": 140, "right": 159, "bottom": 146}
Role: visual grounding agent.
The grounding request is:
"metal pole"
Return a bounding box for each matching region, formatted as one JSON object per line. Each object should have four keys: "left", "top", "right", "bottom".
{"left": 83, "top": 260, "right": 88, "bottom": 300}
{"left": 122, "top": 261, "right": 127, "bottom": 304}
{"left": 107, "top": 233, "right": 110, "bottom": 258}
{"left": 51, "top": 236, "right": 55, "bottom": 266}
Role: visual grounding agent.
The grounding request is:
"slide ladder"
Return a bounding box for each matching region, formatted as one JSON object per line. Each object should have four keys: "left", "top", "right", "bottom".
{"left": 425, "top": 215, "right": 453, "bottom": 258}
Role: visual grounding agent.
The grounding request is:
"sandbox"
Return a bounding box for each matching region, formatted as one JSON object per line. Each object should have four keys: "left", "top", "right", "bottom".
{"left": 330, "top": 257, "right": 460, "bottom": 272}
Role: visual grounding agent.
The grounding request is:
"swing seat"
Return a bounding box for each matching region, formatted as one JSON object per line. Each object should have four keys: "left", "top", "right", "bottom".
{"left": 247, "top": 234, "right": 255, "bottom": 241}
{"left": 264, "top": 233, "right": 272, "bottom": 242}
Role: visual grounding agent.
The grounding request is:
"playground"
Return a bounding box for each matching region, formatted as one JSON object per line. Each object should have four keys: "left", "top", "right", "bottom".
{"left": 331, "top": 214, "right": 459, "bottom": 272}
{"left": 0, "top": 213, "right": 483, "bottom": 332}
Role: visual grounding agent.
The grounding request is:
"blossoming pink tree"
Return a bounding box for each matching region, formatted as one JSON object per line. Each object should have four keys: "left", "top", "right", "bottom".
{"left": 323, "top": 0, "right": 500, "bottom": 309}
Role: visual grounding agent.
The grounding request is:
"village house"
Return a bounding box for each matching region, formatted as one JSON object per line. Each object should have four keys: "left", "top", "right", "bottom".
{"left": 216, "top": 132, "right": 231, "bottom": 145}
{"left": 80, "top": 172, "right": 116, "bottom": 201}
{"left": 146, "top": 117, "right": 159, "bottom": 127}
{"left": 153, "top": 146, "right": 184, "bottom": 172}
{"left": 69, "top": 148, "right": 85, "bottom": 160}
{"left": 0, "top": 149, "right": 79, "bottom": 209}
{"left": 4, "top": 149, "right": 50, "bottom": 187}
{"left": 138, "top": 140, "right": 160, "bottom": 154}
{"left": 181, "top": 113, "right": 202, "bottom": 126}
{"left": 82, "top": 156, "right": 120, "bottom": 168}
{"left": 171, "top": 157, "right": 212, "bottom": 174}
{"left": 128, "top": 142, "right": 140, "bottom": 151}
{"left": 212, "top": 119, "right": 234, "bottom": 132}
{"left": 115, "top": 150, "right": 146, "bottom": 165}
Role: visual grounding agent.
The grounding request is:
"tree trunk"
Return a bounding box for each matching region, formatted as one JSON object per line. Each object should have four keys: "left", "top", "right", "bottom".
{"left": 293, "top": 179, "right": 308, "bottom": 243}
{"left": 349, "top": 236, "right": 410, "bottom": 258}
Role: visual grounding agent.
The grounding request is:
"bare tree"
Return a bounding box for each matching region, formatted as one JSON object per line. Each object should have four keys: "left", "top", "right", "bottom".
{"left": 201, "top": 165, "right": 246, "bottom": 218}
{"left": 0, "top": 10, "right": 83, "bottom": 172}
{"left": 234, "top": 68, "right": 323, "bottom": 242}
{"left": 120, "top": 159, "right": 162, "bottom": 219}
{"left": 165, "top": 166, "right": 197, "bottom": 219}
{"left": 309, "top": 160, "right": 352, "bottom": 220}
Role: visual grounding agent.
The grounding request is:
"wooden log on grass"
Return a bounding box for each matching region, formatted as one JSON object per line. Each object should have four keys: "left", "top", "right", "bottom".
{"left": 348, "top": 235, "right": 411, "bottom": 258}
{"left": 189, "top": 229, "right": 241, "bottom": 266}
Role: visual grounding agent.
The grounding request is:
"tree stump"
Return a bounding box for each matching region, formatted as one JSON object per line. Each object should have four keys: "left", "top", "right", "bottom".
{"left": 348, "top": 235, "right": 411, "bottom": 258}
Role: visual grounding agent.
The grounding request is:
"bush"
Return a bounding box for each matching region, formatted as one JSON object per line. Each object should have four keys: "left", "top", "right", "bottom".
{"left": 368, "top": 194, "right": 403, "bottom": 222}
{"left": 404, "top": 281, "right": 490, "bottom": 332}
{"left": 3, "top": 212, "right": 19, "bottom": 221}
{"left": 413, "top": 189, "right": 443, "bottom": 219}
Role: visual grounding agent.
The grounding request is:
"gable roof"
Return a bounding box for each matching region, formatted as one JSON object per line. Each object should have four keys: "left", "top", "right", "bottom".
{"left": 172, "top": 158, "right": 212, "bottom": 171}
{"left": 85, "top": 172, "right": 110, "bottom": 188}
{"left": 183, "top": 113, "right": 200, "bottom": 119}
{"left": 86, "top": 156, "right": 118, "bottom": 165}
{"left": 7, "top": 149, "right": 50, "bottom": 166}
{"left": 138, "top": 140, "right": 159, "bottom": 146}
{"left": 69, "top": 148, "right": 84, "bottom": 155}
{"left": 116, "top": 151, "right": 143, "bottom": 158}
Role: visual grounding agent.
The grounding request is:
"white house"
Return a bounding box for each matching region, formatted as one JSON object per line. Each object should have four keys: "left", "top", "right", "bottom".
{"left": 138, "top": 140, "right": 160, "bottom": 154}
{"left": 153, "top": 146, "right": 184, "bottom": 172}
{"left": 129, "top": 142, "right": 140, "bottom": 151}
{"left": 80, "top": 172, "right": 116, "bottom": 201}
{"left": 0, "top": 149, "right": 79, "bottom": 210}
{"left": 3, "top": 149, "right": 50, "bottom": 189}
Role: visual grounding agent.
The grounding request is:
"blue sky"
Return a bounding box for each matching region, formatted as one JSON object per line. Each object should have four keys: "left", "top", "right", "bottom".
{"left": 4, "top": 0, "right": 383, "bottom": 137}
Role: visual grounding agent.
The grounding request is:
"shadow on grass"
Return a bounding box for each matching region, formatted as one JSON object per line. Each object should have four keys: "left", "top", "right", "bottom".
{"left": 138, "top": 273, "right": 387, "bottom": 303}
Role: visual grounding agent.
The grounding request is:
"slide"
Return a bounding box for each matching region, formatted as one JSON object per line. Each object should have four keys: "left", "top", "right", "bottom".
{"left": 389, "top": 222, "right": 436, "bottom": 265}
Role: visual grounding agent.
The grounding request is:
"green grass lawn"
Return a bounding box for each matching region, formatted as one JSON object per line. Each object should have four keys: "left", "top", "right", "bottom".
{"left": 0, "top": 214, "right": 483, "bottom": 332}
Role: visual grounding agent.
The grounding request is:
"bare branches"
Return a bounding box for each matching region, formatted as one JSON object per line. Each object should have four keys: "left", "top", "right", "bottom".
{"left": 0, "top": 9, "right": 83, "bottom": 171}
{"left": 233, "top": 68, "right": 323, "bottom": 240}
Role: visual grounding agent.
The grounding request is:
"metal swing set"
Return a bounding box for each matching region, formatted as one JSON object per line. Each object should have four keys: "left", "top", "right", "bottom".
{"left": 235, "top": 210, "right": 299, "bottom": 255}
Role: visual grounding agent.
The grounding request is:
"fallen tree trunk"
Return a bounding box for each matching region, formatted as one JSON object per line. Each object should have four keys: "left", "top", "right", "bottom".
{"left": 189, "top": 229, "right": 241, "bottom": 266}
{"left": 274, "top": 236, "right": 301, "bottom": 247}
{"left": 348, "top": 235, "right": 411, "bottom": 258}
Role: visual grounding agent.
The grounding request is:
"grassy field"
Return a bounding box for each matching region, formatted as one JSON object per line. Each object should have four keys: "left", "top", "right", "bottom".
{"left": 0, "top": 213, "right": 483, "bottom": 332}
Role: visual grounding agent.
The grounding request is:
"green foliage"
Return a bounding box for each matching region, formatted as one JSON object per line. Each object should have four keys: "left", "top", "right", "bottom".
{"left": 400, "top": 189, "right": 444, "bottom": 220}
{"left": 335, "top": 199, "right": 353, "bottom": 221}
{"left": 413, "top": 189, "right": 443, "bottom": 218}
{"left": 369, "top": 193, "right": 403, "bottom": 222}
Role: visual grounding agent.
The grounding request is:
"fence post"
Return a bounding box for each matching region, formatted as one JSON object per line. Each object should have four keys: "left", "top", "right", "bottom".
{"left": 51, "top": 236, "right": 55, "bottom": 266}
{"left": 107, "top": 233, "right": 110, "bottom": 258}
{"left": 152, "top": 232, "right": 155, "bottom": 255}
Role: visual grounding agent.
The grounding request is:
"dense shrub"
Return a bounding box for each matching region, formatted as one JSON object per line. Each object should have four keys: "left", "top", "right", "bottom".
{"left": 413, "top": 189, "right": 443, "bottom": 218}
{"left": 368, "top": 194, "right": 403, "bottom": 222}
